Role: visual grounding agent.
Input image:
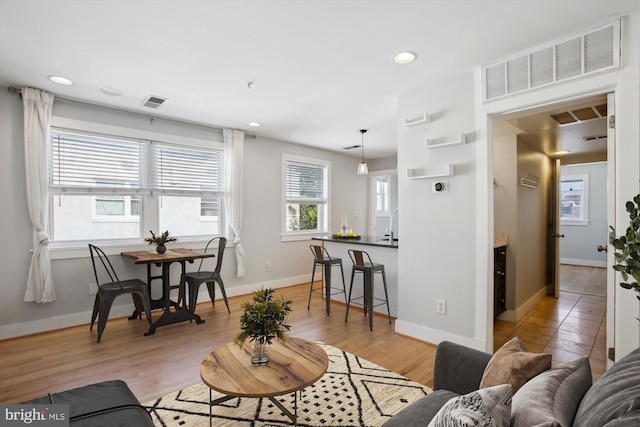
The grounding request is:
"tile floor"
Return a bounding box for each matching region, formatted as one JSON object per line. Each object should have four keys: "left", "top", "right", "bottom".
{"left": 493, "top": 291, "right": 607, "bottom": 381}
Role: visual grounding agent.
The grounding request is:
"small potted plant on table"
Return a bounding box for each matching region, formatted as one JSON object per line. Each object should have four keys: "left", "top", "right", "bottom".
{"left": 144, "top": 230, "right": 177, "bottom": 254}
{"left": 234, "top": 288, "right": 293, "bottom": 365}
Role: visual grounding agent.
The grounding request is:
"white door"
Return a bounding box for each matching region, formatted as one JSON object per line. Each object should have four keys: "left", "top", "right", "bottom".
{"left": 551, "top": 159, "right": 562, "bottom": 298}
{"left": 605, "top": 92, "right": 616, "bottom": 367}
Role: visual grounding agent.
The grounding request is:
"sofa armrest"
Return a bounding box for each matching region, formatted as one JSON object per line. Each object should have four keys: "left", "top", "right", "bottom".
{"left": 433, "top": 341, "right": 492, "bottom": 395}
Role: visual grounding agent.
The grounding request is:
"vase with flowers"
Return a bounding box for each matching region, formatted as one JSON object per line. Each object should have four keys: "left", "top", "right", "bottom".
{"left": 144, "top": 230, "right": 177, "bottom": 254}
{"left": 234, "top": 288, "right": 293, "bottom": 365}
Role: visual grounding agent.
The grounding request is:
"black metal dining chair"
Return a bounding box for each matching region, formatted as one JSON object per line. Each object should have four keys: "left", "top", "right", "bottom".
{"left": 88, "top": 244, "right": 152, "bottom": 343}
{"left": 183, "top": 236, "right": 230, "bottom": 314}
{"left": 345, "top": 249, "right": 392, "bottom": 331}
{"left": 308, "top": 245, "right": 346, "bottom": 315}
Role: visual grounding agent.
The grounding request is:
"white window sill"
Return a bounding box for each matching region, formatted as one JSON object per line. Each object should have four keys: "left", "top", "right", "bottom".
{"left": 281, "top": 232, "right": 329, "bottom": 242}
{"left": 561, "top": 219, "right": 590, "bottom": 226}
{"left": 47, "top": 237, "right": 223, "bottom": 260}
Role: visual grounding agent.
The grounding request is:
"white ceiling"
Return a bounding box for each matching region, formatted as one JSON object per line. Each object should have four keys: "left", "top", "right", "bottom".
{"left": 1, "top": 1, "right": 638, "bottom": 159}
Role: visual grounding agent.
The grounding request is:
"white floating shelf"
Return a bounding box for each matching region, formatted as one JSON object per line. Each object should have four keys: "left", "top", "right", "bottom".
{"left": 425, "top": 132, "right": 467, "bottom": 149}
{"left": 406, "top": 164, "right": 455, "bottom": 180}
{"left": 404, "top": 113, "right": 431, "bottom": 128}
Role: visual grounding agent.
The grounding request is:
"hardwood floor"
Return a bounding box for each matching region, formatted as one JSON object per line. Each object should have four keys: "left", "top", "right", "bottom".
{"left": 0, "top": 283, "right": 437, "bottom": 404}
{"left": 0, "top": 278, "right": 608, "bottom": 404}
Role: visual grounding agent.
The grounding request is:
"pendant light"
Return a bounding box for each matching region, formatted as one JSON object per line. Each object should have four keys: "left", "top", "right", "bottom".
{"left": 357, "top": 129, "right": 369, "bottom": 175}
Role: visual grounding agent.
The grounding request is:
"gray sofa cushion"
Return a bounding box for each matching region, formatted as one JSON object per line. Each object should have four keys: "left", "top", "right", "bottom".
{"left": 573, "top": 347, "right": 640, "bottom": 427}
{"left": 23, "top": 380, "right": 154, "bottom": 426}
{"left": 511, "top": 356, "right": 591, "bottom": 427}
{"left": 382, "top": 390, "right": 459, "bottom": 426}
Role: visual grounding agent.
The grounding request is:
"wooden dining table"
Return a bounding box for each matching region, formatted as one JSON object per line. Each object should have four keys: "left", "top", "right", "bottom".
{"left": 121, "top": 248, "right": 215, "bottom": 336}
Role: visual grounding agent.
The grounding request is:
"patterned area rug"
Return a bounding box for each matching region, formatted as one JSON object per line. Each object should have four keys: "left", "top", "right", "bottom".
{"left": 144, "top": 342, "right": 432, "bottom": 426}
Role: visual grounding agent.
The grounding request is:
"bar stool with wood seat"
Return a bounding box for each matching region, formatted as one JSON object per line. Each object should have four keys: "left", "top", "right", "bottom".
{"left": 308, "top": 245, "right": 347, "bottom": 316}
{"left": 345, "top": 249, "right": 392, "bottom": 331}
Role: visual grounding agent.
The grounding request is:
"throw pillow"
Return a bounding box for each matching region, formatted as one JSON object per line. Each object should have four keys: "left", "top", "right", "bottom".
{"left": 573, "top": 346, "right": 640, "bottom": 427}
{"left": 511, "top": 356, "right": 592, "bottom": 427}
{"left": 427, "top": 384, "right": 512, "bottom": 427}
{"left": 480, "top": 337, "right": 551, "bottom": 393}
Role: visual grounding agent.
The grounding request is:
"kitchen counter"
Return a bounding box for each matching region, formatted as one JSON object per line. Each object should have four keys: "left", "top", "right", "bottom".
{"left": 494, "top": 233, "right": 508, "bottom": 248}
{"left": 312, "top": 235, "right": 398, "bottom": 317}
{"left": 312, "top": 235, "right": 398, "bottom": 248}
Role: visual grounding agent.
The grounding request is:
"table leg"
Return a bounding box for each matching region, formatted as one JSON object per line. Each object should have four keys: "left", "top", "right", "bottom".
{"left": 324, "top": 263, "right": 331, "bottom": 316}
{"left": 367, "top": 269, "right": 374, "bottom": 331}
{"left": 144, "top": 260, "right": 205, "bottom": 336}
{"left": 269, "top": 394, "right": 297, "bottom": 425}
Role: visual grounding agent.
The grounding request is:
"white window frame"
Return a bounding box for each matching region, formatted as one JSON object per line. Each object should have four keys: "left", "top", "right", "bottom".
{"left": 281, "top": 154, "right": 330, "bottom": 241}
{"left": 375, "top": 175, "right": 390, "bottom": 214}
{"left": 47, "top": 117, "right": 225, "bottom": 258}
{"left": 560, "top": 173, "right": 590, "bottom": 226}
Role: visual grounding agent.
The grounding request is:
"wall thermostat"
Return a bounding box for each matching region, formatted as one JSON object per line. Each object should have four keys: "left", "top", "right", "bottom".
{"left": 432, "top": 181, "right": 448, "bottom": 193}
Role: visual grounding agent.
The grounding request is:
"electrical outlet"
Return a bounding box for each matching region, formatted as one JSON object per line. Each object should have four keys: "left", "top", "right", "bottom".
{"left": 89, "top": 283, "right": 98, "bottom": 296}
{"left": 265, "top": 262, "right": 272, "bottom": 272}
{"left": 436, "top": 299, "right": 446, "bottom": 314}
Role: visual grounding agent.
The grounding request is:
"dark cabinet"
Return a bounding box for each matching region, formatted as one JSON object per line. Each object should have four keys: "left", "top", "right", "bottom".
{"left": 494, "top": 246, "right": 506, "bottom": 318}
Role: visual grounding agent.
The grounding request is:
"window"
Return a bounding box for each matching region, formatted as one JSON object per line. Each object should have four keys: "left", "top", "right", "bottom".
{"left": 49, "top": 129, "right": 224, "bottom": 244}
{"left": 560, "top": 174, "right": 589, "bottom": 225}
{"left": 283, "top": 155, "right": 329, "bottom": 238}
{"left": 376, "top": 176, "right": 390, "bottom": 212}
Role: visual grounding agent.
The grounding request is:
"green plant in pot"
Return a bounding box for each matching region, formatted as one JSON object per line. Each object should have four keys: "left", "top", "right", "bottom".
{"left": 610, "top": 194, "right": 640, "bottom": 305}
{"left": 234, "top": 288, "right": 293, "bottom": 365}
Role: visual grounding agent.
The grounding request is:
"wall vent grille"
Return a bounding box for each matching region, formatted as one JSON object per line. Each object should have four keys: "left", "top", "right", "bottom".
{"left": 482, "top": 20, "right": 620, "bottom": 102}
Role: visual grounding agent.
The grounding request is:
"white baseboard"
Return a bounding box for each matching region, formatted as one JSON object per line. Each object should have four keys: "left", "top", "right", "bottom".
{"left": 497, "top": 286, "right": 547, "bottom": 323}
{"left": 395, "top": 319, "right": 487, "bottom": 352}
{"left": 560, "top": 258, "right": 607, "bottom": 268}
{"left": 0, "top": 274, "right": 312, "bottom": 340}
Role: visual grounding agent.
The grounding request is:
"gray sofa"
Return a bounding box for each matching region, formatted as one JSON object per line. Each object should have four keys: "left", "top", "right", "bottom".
{"left": 384, "top": 341, "right": 640, "bottom": 426}
{"left": 23, "top": 380, "right": 154, "bottom": 426}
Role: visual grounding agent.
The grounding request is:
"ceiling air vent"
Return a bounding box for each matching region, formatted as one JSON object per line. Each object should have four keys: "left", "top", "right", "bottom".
{"left": 549, "top": 103, "right": 607, "bottom": 126}
{"left": 142, "top": 95, "right": 168, "bottom": 109}
{"left": 483, "top": 20, "right": 620, "bottom": 102}
{"left": 343, "top": 145, "right": 361, "bottom": 150}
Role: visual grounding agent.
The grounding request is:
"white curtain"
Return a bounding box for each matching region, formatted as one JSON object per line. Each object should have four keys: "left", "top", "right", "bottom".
{"left": 223, "top": 129, "right": 246, "bottom": 277}
{"left": 23, "top": 87, "right": 56, "bottom": 303}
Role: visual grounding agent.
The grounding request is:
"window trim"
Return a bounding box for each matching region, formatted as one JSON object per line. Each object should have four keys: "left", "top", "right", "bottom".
{"left": 560, "top": 173, "right": 590, "bottom": 226}
{"left": 281, "top": 154, "right": 331, "bottom": 241}
{"left": 47, "top": 117, "right": 225, "bottom": 257}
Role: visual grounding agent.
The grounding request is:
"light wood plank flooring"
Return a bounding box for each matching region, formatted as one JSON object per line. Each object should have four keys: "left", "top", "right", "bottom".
{"left": 0, "top": 283, "right": 437, "bottom": 404}
{"left": 0, "top": 278, "right": 608, "bottom": 404}
{"left": 493, "top": 265, "right": 607, "bottom": 382}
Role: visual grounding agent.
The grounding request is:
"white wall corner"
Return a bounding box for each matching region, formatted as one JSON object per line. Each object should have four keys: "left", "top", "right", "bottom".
{"left": 395, "top": 319, "right": 487, "bottom": 352}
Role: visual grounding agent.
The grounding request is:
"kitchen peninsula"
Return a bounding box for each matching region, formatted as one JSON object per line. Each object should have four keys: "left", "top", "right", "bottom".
{"left": 311, "top": 236, "right": 399, "bottom": 317}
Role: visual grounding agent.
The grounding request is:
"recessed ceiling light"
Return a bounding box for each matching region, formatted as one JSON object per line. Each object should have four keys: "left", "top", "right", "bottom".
{"left": 248, "top": 122, "right": 262, "bottom": 127}
{"left": 555, "top": 150, "right": 571, "bottom": 155}
{"left": 48, "top": 75, "right": 73, "bottom": 86}
{"left": 392, "top": 51, "right": 417, "bottom": 65}
{"left": 99, "top": 86, "right": 122, "bottom": 96}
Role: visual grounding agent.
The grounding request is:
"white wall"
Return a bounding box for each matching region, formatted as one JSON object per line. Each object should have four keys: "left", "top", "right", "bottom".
{"left": 493, "top": 135, "right": 518, "bottom": 309}
{"left": 559, "top": 162, "right": 608, "bottom": 267}
{"left": 0, "top": 90, "right": 367, "bottom": 338}
{"left": 396, "top": 71, "right": 481, "bottom": 349}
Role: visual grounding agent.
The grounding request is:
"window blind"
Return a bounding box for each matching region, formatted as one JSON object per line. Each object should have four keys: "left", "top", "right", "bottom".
{"left": 152, "top": 143, "right": 224, "bottom": 196}
{"left": 285, "top": 160, "right": 326, "bottom": 204}
{"left": 50, "top": 130, "right": 148, "bottom": 193}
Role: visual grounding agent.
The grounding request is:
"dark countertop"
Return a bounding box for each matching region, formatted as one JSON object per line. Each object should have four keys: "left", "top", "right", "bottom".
{"left": 312, "top": 235, "right": 398, "bottom": 248}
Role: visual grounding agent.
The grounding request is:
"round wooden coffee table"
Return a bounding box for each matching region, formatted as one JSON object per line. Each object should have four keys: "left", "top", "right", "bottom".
{"left": 200, "top": 337, "right": 328, "bottom": 426}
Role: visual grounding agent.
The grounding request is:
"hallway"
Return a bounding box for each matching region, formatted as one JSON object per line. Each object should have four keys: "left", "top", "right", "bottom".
{"left": 494, "top": 291, "right": 607, "bottom": 381}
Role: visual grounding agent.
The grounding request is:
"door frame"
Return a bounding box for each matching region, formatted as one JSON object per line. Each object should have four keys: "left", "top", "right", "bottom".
{"left": 480, "top": 85, "right": 618, "bottom": 354}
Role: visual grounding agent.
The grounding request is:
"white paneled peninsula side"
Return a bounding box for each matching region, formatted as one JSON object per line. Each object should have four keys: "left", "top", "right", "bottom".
{"left": 311, "top": 236, "right": 398, "bottom": 317}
